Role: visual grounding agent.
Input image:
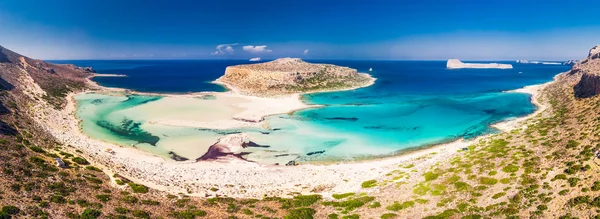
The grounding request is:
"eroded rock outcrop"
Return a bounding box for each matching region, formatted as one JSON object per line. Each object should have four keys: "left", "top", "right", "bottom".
{"left": 216, "top": 58, "right": 373, "bottom": 96}
{"left": 196, "top": 133, "right": 249, "bottom": 161}
{"left": 573, "top": 45, "right": 600, "bottom": 98}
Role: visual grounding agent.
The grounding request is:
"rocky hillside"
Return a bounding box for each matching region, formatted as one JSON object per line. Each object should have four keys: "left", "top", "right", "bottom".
{"left": 216, "top": 58, "right": 373, "bottom": 96}
{"left": 0, "top": 46, "right": 92, "bottom": 108}
{"left": 0, "top": 46, "right": 301, "bottom": 218}
{"left": 572, "top": 45, "right": 600, "bottom": 98}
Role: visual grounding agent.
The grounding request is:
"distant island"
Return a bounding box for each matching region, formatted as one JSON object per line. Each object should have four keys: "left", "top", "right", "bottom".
{"left": 215, "top": 57, "right": 375, "bottom": 96}
{"left": 446, "top": 59, "right": 513, "bottom": 69}
{"left": 517, "top": 60, "right": 576, "bottom": 65}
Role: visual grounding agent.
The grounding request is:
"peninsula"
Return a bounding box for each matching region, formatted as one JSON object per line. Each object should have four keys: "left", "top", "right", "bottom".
{"left": 446, "top": 59, "right": 513, "bottom": 69}
{"left": 216, "top": 58, "right": 374, "bottom": 96}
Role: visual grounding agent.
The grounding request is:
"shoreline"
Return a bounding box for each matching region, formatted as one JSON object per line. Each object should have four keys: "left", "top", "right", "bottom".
{"left": 31, "top": 71, "right": 554, "bottom": 198}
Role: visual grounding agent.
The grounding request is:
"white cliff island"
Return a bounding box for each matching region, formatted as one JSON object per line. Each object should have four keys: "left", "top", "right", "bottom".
{"left": 447, "top": 59, "right": 513, "bottom": 69}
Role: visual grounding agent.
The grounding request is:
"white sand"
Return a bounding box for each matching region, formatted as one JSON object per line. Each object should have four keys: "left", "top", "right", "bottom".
{"left": 23, "top": 73, "right": 548, "bottom": 198}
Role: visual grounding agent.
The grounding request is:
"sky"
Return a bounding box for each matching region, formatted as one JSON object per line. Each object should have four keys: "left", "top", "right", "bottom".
{"left": 1, "top": 0, "right": 600, "bottom": 60}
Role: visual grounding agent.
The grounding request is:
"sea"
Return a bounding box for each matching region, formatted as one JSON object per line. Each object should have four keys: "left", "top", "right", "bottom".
{"left": 50, "top": 60, "right": 570, "bottom": 163}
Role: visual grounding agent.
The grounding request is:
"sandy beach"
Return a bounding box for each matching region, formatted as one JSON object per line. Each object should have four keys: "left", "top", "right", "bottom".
{"left": 25, "top": 72, "right": 550, "bottom": 199}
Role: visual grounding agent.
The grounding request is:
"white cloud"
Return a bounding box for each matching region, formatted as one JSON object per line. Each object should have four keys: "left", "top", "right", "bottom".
{"left": 303, "top": 49, "right": 309, "bottom": 55}
{"left": 249, "top": 57, "right": 261, "bottom": 61}
{"left": 211, "top": 43, "right": 238, "bottom": 55}
{"left": 243, "top": 45, "right": 272, "bottom": 53}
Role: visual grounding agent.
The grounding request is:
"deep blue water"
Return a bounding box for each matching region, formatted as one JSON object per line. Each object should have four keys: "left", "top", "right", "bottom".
{"left": 50, "top": 59, "right": 570, "bottom": 160}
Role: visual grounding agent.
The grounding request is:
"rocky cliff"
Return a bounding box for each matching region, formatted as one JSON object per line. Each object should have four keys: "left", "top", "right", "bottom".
{"left": 572, "top": 45, "right": 600, "bottom": 98}
{"left": 216, "top": 58, "right": 373, "bottom": 96}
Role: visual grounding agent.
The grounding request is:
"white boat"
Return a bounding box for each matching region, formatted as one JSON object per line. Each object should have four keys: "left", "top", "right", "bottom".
{"left": 369, "top": 68, "right": 373, "bottom": 72}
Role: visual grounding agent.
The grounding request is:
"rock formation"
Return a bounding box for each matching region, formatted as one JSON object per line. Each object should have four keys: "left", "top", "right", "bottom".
{"left": 447, "top": 59, "right": 513, "bottom": 69}
{"left": 216, "top": 58, "right": 373, "bottom": 96}
{"left": 573, "top": 45, "right": 600, "bottom": 98}
{"left": 196, "top": 133, "right": 250, "bottom": 161}
{"left": 564, "top": 60, "right": 579, "bottom": 66}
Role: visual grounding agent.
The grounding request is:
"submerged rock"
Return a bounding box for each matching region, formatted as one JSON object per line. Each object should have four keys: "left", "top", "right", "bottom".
{"left": 306, "top": 150, "right": 325, "bottom": 156}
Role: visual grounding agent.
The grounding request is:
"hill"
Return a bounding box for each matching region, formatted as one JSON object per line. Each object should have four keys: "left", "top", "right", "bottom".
{"left": 216, "top": 58, "right": 374, "bottom": 96}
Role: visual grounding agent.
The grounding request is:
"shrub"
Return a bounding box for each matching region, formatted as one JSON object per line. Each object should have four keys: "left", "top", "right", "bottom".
{"left": 123, "top": 195, "right": 139, "bottom": 204}
{"left": 332, "top": 193, "right": 354, "bottom": 199}
{"left": 568, "top": 196, "right": 590, "bottom": 206}
{"left": 168, "top": 209, "right": 207, "bottom": 218}
{"left": 29, "top": 146, "right": 46, "bottom": 153}
{"left": 537, "top": 205, "right": 548, "bottom": 211}
{"left": 72, "top": 157, "right": 89, "bottom": 165}
{"left": 492, "top": 192, "right": 506, "bottom": 199}
{"left": 284, "top": 208, "right": 316, "bottom": 219}
{"left": 361, "top": 180, "right": 377, "bottom": 188}
{"left": 479, "top": 177, "right": 498, "bottom": 185}
{"left": 566, "top": 140, "right": 579, "bottom": 149}
{"left": 386, "top": 201, "right": 415, "bottom": 211}
{"left": 141, "top": 199, "right": 160, "bottom": 205}
{"left": 132, "top": 210, "right": 150, "bottom": 219}
{"left": 454, "top": 182, "right": 469, "bottom": 191}
{"left": 128, "top": 183, "right": 148, "bottom": 193}
{"left": 423, "top": 172, "right": 439, "bottom": 181}
{"left": 502, "top": 165, "right": 519, "bottom": 173}
{"left": 592, "top": 181, "right": 600, "bottom": 191}
{"left": 95, "top": 194, "right": 110, "bottom": 202}
{"left": 114, "top": 207, "right": 129, "bottom": 214}
{"left": 80, "top": 208, "right": 102, "bottom": 219}
{"left": 381, "top": 213, "right": 398, "bottom": 219}
{"left": 50, "top": 195, "right": 66, "bottom": 204}
{"left": 85, "top": 166, "right": 102, "bottom": 172}
{"left": 322, "top": 196, "right": 375, "bottom": 211}
{"left": 568, "top": 178, "right": 580, "bottom": 187}
{"left": 1, "top": 206, "right": 20, "bottom": 215}
{"left": 342, "top": 214, "right": 359, "bottom": 219}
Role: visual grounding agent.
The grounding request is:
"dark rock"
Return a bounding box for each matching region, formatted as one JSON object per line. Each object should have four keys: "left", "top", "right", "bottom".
{"left": 169, "top": 151, "right": 189, "bottom": 161}
{"left": 306, "top": 150, "right": 325, "bottom": 156}
{"left": 285, "top": 160, "right": 297, "bottom": 166}
{"left": 574, "top": 73, "right": 600, "bottom": 98}
{"left": 325, "top": 117, "right": 358, "bottom": 121}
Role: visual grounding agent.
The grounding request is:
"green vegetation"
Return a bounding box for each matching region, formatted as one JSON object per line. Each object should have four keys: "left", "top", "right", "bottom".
{"left": 128, "top": 183, "right": 149, "bottom": 193}
{"left": 361, "top": 180, "right": 377, "bottom": 188}
{"left": 332, "top": 193, "right": 354, "bottom": 199}
{"left": 80, "top": 208, "right": 102, "bottom": 219}
{"left": 386, "top": 201, "right": 415, "bottom": 211}
{"left": 72, "top": 157, "right": 89, "bottom": 165}
{"left": 284, "top": 208, "right": 316, "bottom": 219}
{"left": 323, "top": 196, "right": 375, "bottom": 212}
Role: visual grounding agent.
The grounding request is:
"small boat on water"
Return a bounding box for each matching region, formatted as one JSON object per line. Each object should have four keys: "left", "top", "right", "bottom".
{"left": 369, "top": 68, "right": 373, "bottom": 72}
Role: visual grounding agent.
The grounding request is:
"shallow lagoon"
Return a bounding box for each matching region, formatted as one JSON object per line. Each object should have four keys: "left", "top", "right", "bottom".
{"left": 69, "top": 60, "right": 570, "bottom": 163}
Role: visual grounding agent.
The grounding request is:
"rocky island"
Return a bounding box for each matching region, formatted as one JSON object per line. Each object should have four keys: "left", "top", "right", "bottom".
{"left": 447, "top": 59, "right": 513, "bottom": 69}
{"left": 216, "top": 58, "right": 374, "bottom": 96}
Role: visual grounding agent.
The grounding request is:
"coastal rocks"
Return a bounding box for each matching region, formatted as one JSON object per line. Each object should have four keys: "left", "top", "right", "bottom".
{"left": 447, "top": 59, "right": 513, "bottom": 69}
{"left": 216, "top": 58, "right": 373, "bottom": 96}
{"left": 573, "top": 45, "right": 600, "bottom": 98}
{"left": 197, "top": 133, "right": 250, "bottom": 161}
{"left": 564, "top": 60, "right": 579, "bottom": 66}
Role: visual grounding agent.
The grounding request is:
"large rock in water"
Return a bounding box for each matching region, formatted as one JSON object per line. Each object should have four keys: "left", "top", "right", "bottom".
{"left": 573, "top": 45, "right": 600, "bottom": 98}
{"left": 216, "top": 58, "right": 372, "bottom": 96}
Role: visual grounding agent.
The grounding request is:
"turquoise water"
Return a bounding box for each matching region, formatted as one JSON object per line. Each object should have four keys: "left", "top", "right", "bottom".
{"left": 61, "top": 60, "right": 570, "bottom": 163}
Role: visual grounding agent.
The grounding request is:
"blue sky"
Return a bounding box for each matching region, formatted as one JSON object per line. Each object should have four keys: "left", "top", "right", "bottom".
{"left": 1, "top": 0, "right": 599, "bottom": 60}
